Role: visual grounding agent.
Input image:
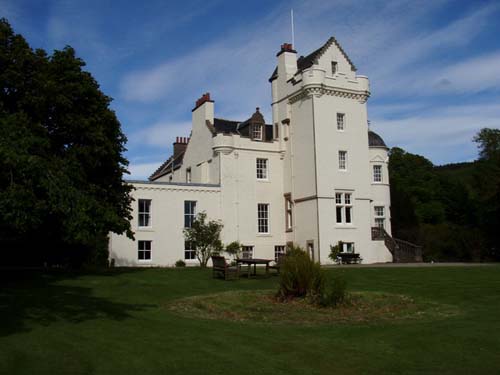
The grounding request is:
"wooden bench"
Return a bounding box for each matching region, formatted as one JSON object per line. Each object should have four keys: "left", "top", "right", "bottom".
{"left": 337, "top": 253, "right": 362, "bottom": 265}
{"left": 211, "top": 256, "right": 239, "bottom": 280}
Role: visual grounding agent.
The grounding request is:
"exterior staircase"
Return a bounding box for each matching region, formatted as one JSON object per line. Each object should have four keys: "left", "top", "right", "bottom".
{"left": 371, "top": 227, "right": 423, "bottom": 263}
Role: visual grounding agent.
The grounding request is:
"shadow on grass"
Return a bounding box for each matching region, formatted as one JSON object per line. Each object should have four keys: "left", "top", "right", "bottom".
{"left": 0, "top": 269, "right": 154, "bottom": 337}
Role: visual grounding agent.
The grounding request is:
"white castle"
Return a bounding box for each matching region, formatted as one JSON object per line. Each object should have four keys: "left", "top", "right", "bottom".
{"left": 110, "top": 37, "right": 400, "bottom": 266}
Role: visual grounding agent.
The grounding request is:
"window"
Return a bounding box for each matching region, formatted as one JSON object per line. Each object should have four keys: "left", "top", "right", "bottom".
{"left": 337, "top": 113, "right": 345, "bottom": 131}
{"left": 274, "top": 123, "right": 279, "bottom": 139}
{"left": 242, "top": 246, "right": 254, "bottom": 259}
{"left": 274, "top": 246, "right": 286, "bottom": 261}
{"left": 184, "top": 200, "right": 196, "bottom": 228}
{"left": 338, "top": 151, "right": 347, "bottom": 170}
{"left": 331, "top": 61, "right": 338, "bottom": 75}
{"left": 257, "top": 203, "right": 269, "bottom": 233}
{"left": 335, "top": 192, "right": 353, "bottom": 224}
{"left": 138, "top": 199, "right": 151, "bottom": 227}
{"left": 256, "top": 158, "right": 268, "bottom": 180}
{"left": 138, "top": 240, "right": 151, "bottom": 260}
{"left": 184, "top": 241, "right": 196, "bottom": 260}
{"left": 252, "top": 124, "right": 263, "bottom": 140}
{"left": 373, "top": 165, "right": 382, "bottom": 182}
{"left": 285, "top": 194, "right": 293, "bottom": 231}
{"left": 374, "top": 206, "right": 385, "bottom": 229}
{"left": 186, "top": 168, "right": 191, "bottom": 183}
{"left": 341, "top": 242, "right": 355, "bottom": 253}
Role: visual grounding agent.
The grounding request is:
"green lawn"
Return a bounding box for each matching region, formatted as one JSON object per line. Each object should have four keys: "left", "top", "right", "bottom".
{"left": 1, "top": 265, "right": 500, "bottom": 374}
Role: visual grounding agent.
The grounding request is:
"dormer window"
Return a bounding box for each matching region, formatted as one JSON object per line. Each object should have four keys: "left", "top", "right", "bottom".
{"left": 252, "top": 124, "right": 263, "bottom": 141}
{"left": 331, "top": 61, "right": 338, "bottom": 75}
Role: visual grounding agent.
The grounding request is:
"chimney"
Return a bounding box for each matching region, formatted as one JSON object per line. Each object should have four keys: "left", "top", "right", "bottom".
{"left": 192, "top": 92, "right": 214, "bottom": 112}
{"left": 277, "top": 42, "right": 297, "bottom": 80}
{"left": 173, "top": 136, "right": 189, "bottom": 159}
{"left": 277, "top": 43, "right": 295, "bottom": 55}
{"left": 192, "top": 92, "right": 214, "bottom": 131}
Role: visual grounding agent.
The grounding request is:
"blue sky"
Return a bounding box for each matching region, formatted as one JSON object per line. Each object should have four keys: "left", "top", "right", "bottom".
{"left": 3, "top": 0, "right": 500, "bottom": 179}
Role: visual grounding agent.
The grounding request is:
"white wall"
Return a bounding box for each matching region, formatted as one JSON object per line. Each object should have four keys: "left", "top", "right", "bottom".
{"left": 216, "top": 133, "right": 286, "bottom": 259}
{"left": 110, "top": 182, "right": 221, "bottom": 267}
{"left": 271, "top": 38, "right": 392, "bottom": 264}
{"left": 369, "top": 146, "right": 392, "bottom": 238}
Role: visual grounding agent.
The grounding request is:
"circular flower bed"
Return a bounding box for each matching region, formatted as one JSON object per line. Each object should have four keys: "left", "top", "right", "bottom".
{"left": 166, "top": 290, "right": 458, "bottom": 325}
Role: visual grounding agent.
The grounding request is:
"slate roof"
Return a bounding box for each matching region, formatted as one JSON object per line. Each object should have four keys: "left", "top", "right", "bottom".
{"left": 213, "top": 118, "right": 239, "bottom": 134}
{"left": 269, "top": 36, "right": 356, "bottom": 82}
{"left": 368, "top": 130, "right": 387, "bottom": 148}
{"left": 149, "top": 151, "right": 185, "bottom": 181}
{"left": 214, "top": 111, "right": 273, "bottom": 141}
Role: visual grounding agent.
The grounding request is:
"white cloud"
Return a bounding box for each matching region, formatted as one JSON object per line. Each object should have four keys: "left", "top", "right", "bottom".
{"left": 130, "top": 121, "right": 192, "bottom": 147}
{"left": 120, "top": 1, "right": 500, "bottom": 107}
{"left": 365, "top": 3, "right": 500, "bottom": 97}
{"left": 431, "top": 51, "right": 500, "bottom": 93}
{"left": 371, "top": 102, "right": 500, "bottom": 163}
{"left": 127, "top": 162, "right": 163, "bottom": 180}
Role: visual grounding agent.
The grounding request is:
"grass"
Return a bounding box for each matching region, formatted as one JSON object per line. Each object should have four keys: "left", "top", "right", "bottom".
{"left": 0, "top": 265, "right": 499, "bottom": 374}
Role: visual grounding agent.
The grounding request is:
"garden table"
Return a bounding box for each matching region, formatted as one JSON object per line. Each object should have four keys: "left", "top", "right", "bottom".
{"left": 235, "top": 258, "right": 273, "bottom": 278}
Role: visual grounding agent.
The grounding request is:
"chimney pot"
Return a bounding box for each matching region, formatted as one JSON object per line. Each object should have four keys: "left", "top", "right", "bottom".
{"left": 278, "top": 43, "right": 295, "bottom": 55}
{"left": 173, "top": 136, "right": 188, "bottom": 158}
{"left": 194, "top": 92, "right": 213, "bottom": 110}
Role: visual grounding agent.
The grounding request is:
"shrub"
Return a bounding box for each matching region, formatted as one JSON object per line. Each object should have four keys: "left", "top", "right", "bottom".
{"left": 277, "top": 244, "right": 348, "bottom": 307}
{"left": 277, "top": 244, "right": 324, "bottom": 300}
{"left": 225, "top": 241, "right": 242, "bottom": 258}
{"left": 175, "top": 259, "right": 186, "bottom": 267}
{"left": 328, "top": 242, "right": 342, "bottom": 263}
{"left": 319, "top": 275, "right": 348, "bottom": 307}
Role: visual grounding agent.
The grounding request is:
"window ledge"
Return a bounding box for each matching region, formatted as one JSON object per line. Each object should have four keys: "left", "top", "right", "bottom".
{"left": 334, "top": 225, "right": 357, "bottom": 229}
{"left": 137, "top": 228, "right": 154, "bottom": 232}
{"left": 256, "top": 233, "right": 272, "bottom": 237}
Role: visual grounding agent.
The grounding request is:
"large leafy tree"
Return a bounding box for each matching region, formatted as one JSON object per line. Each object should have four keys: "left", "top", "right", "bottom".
{"left": 473, "top": 128, "right": 500, "bottom": 259}
{"left": 0, "top": 19, "right": 133, "bottom": 266}
{"left": 389, "top": 128, "right": 500, "bottom": 261}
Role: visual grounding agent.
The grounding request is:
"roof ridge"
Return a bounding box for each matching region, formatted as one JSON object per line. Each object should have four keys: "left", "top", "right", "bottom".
{"left": 214, "top": 117, "right": 242, "bottom": 123}
{"left": 270, "top": 36, "right": 357, "bottom": 81}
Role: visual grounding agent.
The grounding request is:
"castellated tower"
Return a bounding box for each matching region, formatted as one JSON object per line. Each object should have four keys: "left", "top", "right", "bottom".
{"left": 270, "top": 39, "right": 391, "bottom": 263}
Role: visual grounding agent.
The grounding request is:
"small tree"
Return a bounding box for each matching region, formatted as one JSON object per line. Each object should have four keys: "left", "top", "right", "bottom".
{"left": 183, "top": 212, "right": 223, "bottom": 268}
{"left": 328, "top": 242, "right": 342, "bottom": 263}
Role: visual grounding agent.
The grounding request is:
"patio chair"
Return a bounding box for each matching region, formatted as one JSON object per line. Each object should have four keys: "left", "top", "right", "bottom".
{"left": 211, "top": 256, "right": 239, "bottom": 280}
{"left": 268, "top": 253, "right": 286, "bottom": 275}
